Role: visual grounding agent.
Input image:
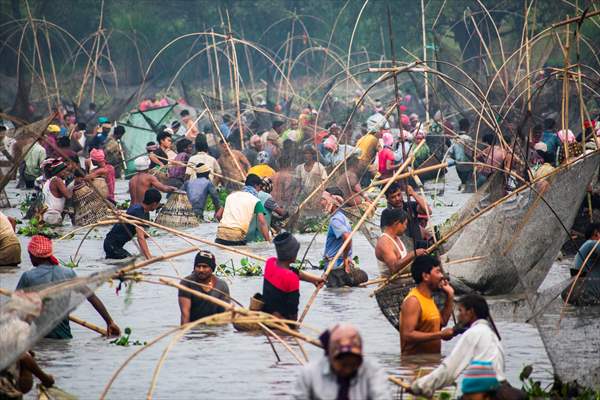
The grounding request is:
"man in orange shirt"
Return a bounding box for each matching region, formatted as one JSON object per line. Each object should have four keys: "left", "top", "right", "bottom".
{"left": 400, "top": 255, "right": 455, "bottom": 355}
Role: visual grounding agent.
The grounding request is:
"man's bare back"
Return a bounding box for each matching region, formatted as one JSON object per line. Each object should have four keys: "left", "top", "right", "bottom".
{"left": 129, "top": 172, "right": 175, "bottom": 205}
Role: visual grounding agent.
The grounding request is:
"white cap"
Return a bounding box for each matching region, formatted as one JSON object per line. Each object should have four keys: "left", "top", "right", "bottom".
{"left": 135, "top": 156, "right": 151, "bottom": 171}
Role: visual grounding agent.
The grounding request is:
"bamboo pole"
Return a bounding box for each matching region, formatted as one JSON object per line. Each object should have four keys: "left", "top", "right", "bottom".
{"left": 420, "top": 0, "right": 430, "bottom": 121}
{"left": 42, "top": 18, "right": 60, "bottom": 107}
{"left": 199, "top": 94, "right": 246, "bottom": 180}
{"left": 24, "top": 0, "right": 51, "bottom": 113}
{"left": 0, "top": 288, "right": 107, "bottom": 336}
{"left": 298, "top": 142, "right": 423, "bottom": 324}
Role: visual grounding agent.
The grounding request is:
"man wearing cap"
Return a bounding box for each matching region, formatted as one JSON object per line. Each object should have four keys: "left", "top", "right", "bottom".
{"left": 86, "top": 148, "right": 116, "bottom": 203}
{"left": 16, "top": 235, "right": 120, "bottom": 339}
{"left": 293, "top": 324, "right": 390, "bottom": 399}
{"left": 262, "top": 232, "right": 324, "bottom": 321}
{"left": 23, "top": 138, "right": 47, "bottom": 189}
{"left": 41, "top": 159, "right": 72, "bottom": 225}
{"left": 129, "top": 156, "right": 176, "bottom": 206}
{"left": 104, "top": 188, "right": 162, "bottom": 260}
{"left": 42, "top": 124, "right": 61, "bottom": 158}
{"left": 183, "top": 163, "right": 222, "bottom": 220}
{"left": 215, "top": 174, "right": 270, "bottom": 246}
{"left": 178, "top": 250, "right": 230, "bottom": 324}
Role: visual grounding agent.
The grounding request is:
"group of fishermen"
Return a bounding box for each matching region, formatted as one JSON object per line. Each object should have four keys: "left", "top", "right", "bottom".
{"left": 2, "top": 95, "right": 600, "bottom": 399}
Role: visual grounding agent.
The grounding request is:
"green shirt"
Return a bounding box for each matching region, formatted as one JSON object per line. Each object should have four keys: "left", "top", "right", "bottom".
{"left": 24, "top": 142, "right": 47, "bottom": 179}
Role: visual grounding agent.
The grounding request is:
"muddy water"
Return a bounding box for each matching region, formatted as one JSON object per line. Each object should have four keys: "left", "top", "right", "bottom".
{"left": 1, "top": 169, "right": 559, "bottom": 398}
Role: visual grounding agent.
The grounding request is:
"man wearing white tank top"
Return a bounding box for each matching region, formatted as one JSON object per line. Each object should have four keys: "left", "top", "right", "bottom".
{"left": 375, "top": 208, "right": 426, "bottom": 278}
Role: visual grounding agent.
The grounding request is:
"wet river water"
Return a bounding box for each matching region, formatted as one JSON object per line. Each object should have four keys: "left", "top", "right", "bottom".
{"left": 0, "top": 169, "right": 561, "bottom": 398}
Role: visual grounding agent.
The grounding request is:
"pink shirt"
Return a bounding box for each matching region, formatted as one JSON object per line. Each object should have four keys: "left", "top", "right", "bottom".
{"left": 105, "top": 164, "right": 116, "bottom": 201}
{"left": 378, "top": 147, "right": 395, "bottom": 177}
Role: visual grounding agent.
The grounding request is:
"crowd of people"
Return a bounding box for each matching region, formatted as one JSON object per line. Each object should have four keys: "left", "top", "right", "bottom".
{"left": 2, "top": 93, "right": 600, "bottom": 399}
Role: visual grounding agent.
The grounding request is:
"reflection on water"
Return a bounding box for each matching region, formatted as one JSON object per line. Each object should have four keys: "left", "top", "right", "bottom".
{"left": 0, "top": 169, "right": 567, "bottom": 398}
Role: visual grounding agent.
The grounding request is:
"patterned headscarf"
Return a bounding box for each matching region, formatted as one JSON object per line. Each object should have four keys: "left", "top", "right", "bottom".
{"left": 90, "top": 148, "right": 105, "bottom": 163}
{"left": 27, "top": 235, "right": 59, "bottom": 265}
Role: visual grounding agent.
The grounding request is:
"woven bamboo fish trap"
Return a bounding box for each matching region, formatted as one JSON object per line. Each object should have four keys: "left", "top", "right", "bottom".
{"left": 375, "top": 278, "right": 446, "bottom": 331}
{"left": 72, "top": 183, "right": 111, "bottom": 226}
{"left": 154, "top": 190, "right": 199, "bottom": 227}
{"left": 91, "top": 177, "right": 109, "bottom": 199}
{"left": 233, "top": 293, "right": 264, "bottom": 332}
{"left": 0, "top": 189, "right": 9, "bottom": 208}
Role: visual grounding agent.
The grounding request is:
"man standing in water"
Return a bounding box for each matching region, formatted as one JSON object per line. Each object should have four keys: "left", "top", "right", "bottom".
{"left": 129, "top": 156, "right": 176, "bottom": 205}
{"left": 385, "top": 182, "right": 431, "bottom": 248}
{"left": 17, "top": 235, "right": 120, "bottom": 338}
{"left": 178, "top": 250, "right": 230, "bottom": 324}
{"left": 375, "top": 209, "right": 426, "bottom": 278}
{"left": 400, "top": 255, "right": 455, "bottom": 355}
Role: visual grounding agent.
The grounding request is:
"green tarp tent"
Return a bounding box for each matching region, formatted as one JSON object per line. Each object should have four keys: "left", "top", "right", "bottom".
{"left": 119, "top": 104, "right": 177, "bottom": 176}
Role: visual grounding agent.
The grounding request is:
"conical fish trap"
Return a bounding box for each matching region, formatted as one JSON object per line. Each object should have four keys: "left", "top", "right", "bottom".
{"left": 72, "top": 183, "right": 111, "bottom": 226}
{"left": 155, "top": 191, "right": 199, "bottom": 228}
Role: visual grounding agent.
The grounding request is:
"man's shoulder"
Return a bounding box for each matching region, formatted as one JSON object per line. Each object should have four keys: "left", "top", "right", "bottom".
{"left": 214, "top": 276, "right": 229, "bottom": 291}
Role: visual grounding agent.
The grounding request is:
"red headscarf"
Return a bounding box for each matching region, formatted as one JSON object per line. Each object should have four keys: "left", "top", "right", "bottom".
{"left": 27, "top": 235, "right": 59, "bottom": 265}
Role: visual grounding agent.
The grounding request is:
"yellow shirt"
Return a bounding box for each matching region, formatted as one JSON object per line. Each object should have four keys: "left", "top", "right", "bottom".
{"left": 248, "top": 164, "right": 276, "bottom": 178}
{"left": 355, "top": 133, "right": 378, "bottom": 163}
{"left": 401, "top": 287, "right": 441, "bottom": 355}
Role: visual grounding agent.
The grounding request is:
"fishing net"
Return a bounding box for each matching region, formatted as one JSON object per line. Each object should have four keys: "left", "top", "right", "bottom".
{"left": 0, "top": 265, "right": 120, "bottom": 371}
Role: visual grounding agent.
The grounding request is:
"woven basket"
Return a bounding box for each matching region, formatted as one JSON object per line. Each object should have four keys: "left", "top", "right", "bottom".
{"left": 233, "top": 293, "right": 265, "bottom": 332}
{"left": 375, "top": 278, "right": 446, "bottom": 331}
{"left": 91, "top": 177, "right": 109, "bottom": 199}
{"left": 72, "top": 183, "right": 111, "bottom": 226}
{"left": 154, "top": 191, "right": 199, "bottom": 228}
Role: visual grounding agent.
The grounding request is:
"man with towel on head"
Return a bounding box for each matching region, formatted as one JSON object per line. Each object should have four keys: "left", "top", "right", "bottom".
{"left": 41, "top": 158, "right": 72, "bottom": 226}
{"left": 129, "top": 156, "right": 176, "bottom": 206}
{"left": 183, "top": 163, "right": 222, "bottom": 221}
{"left": 178, "top": 250, "right": 230, "bottom": 324}
{"left": 16, "top": 235, "right": 120, "bottom": 339}
{"left": 86, "top": 148, "right": 116, "bottom": 203}
{"left": 261, "top": 232, "right": 324, "bottom": 321}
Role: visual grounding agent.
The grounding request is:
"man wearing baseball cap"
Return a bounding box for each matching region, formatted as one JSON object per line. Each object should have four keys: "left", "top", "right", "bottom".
{"left": 178, "top": 250, "right": 230, "bottom": 324}
{"left": 293, "top": 323, "right": 390, "bottom": 399}
{"left": 16, "top": 235, "right": 120, "bottom": 339}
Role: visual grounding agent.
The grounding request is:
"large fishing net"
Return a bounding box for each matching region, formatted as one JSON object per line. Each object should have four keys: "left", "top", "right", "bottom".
{"left": 0, "top": 266, "right": 120, "bottom": 371}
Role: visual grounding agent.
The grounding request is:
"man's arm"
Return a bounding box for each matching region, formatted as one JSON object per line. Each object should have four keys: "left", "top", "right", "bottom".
{"left": 400, "top": 297, "right": 453, "bottom": 343}
{"left": 407, "top": 185, "right": 431, "bottom": 214}
{"left": 178, "top": 295, "right": 191, "bottom": 325}
{"left": 52, "top": 178, "right": 72, "bottom": 200}
{"left": 411, "top": 334, "right": 473, "bottom": 397}
{"left": 257, "top": 213, "right": 271, "bottom": 242}
{"left": 299, "top": 270, "right": 325, "bottom": 286}
{"left": 87, "top": 294, "right": 120, "bottom": 336}
{"left": 439, "top": 279, "right": 454, "bottom": 326}
{"left": 149, "top": 175, "right": 176, "bottom": 193}
{"left": 135, "top": 226, "right": 152, "bottom": 259}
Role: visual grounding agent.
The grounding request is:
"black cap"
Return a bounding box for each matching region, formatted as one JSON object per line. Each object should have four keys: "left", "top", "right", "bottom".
{"left": 194, "top": 250, "right": 216, "bottom": 271}
{"left": 273, "top": 232, "right": 300, "bottom": 262}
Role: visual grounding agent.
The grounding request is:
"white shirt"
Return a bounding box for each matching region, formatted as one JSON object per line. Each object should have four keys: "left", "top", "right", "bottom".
{"left": 411, "top": 319, "right": 505, "bottom": 398}
{"left": 186, "top": 152, "right": 222, "bottom": 183}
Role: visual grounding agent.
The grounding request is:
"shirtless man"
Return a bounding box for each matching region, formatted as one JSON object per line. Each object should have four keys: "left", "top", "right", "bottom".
{"left": 334, "top": 156, "right": 368, "bottom": 206}
{"left": 375, "top": 208, "right": 426, "bottom": 278}
{"left": 129, "top": 156, "right": 176, "bottom": 205}
{"left": 217, "top": 140, "right": 250, "bottom": 189}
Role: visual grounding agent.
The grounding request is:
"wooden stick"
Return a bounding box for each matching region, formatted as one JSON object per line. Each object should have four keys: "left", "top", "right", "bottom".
{"left": 0, "top": 288, "right": 107, "bottom": 336}
{"left": 388, "top": 375, "right": 411, "bottom": 390}
{"left": 298, "top": 142, "right": 423, "bottom": 323}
